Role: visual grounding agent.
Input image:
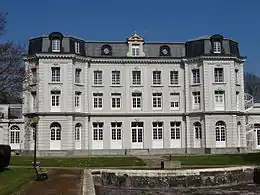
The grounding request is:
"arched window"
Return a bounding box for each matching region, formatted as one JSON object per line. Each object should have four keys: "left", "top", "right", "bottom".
{"left": 75, "top": 123, "right": 82, "bottom": 141}
{"left": 194, "top": 122, "right": 202, "bottom": 139}
{"left": 50, "top": 122, "right": 61, "bottom": 141}
{"left": 52, "top": 39, "right": 61, "bottom": 52}
{"left": 10, "top": 125, "right": 20, "bottom": 144}
{"left": 215, "top": 121, "right": 226, "bottom": 142}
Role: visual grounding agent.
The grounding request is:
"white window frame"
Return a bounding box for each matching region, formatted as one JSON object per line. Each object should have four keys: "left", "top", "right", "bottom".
{"left": 94, "top": 70, "right": 102, "bottom": 85}
{"left": 75, "top": 42, "right": 80, "bottom": 54}
{"left": 153, "top": 71, "right": 161, "bottom": 85}
{"left": 170, "top": 122, "right": 181, "bottom": 140}
{"left": 192, "top": 69, "right": 200, "bottom": 84}
{"left": 194, "top": 122, "right": 202, "bottom": 139}
{"left": 214, "top": 68, "right": 224, "bottom": 83}
{"left": 132, "top": 44, "right": 140, "bottom": 56}
{"left": 51, "top": 67, "right": 61, "bottom": 82}
{"left": 236, "top": 91, "right": 239, "bottom": 111}
{"left": 131, "top": 122, "right": 143, "bottom": 143}
{"left": 75, "top": 123, "right": 81, "bottom": 141}
{"left": 93, "top": 122, "right": 103, "bottom": 141}
{"left": 132, "top": 92, "right": 142, "bottom": 109}
{"left": 51, "top": 91, "right": 61, "bottom": 107}
{"left": 75, "top": 92, "right": 81, "bottom": 109}
{"left": 93, "top": 93, "right": 103, "bottom": 109}
{"left": 112, "top": 71, "right": 120, "bottom": 85}
{"left": 111, "top": 122, "right": 122, "bottom": 140}
{"left": 192, "top": 91, "right": 201, "bottom": 109}
{"left": 132, "top": 70, "right": 141, "bottom": 85}
{"left": 111, "top": 93, "right": 121, "bottom": 109}
{"left": 170, "top": 70, "right": 178, "bottom": 85}
{"left": 214, "top": 90, "right": 225, "bottom": 110}
{"left": 152, "top": 93, "right": 162, "bottom": 109}
{"left": 215, "top": 121, "right": 226, "bottom": 142}
{"left": 10, "top": 125, "right": 20, "bottom": 144}
{"left": 213, "top": 41, "right": 221, "bottom": 54}
{"left": 50, "top": 123, "right": 61, "bottom": 141}
{"left": 75, "top": 68, "right": 82, "bottom": 84}
{"left": 31, "top": 92, "right": 37, "bottom": 110}
{"left": 152, "top": 122, "right": 163, "bottom": 140}
{"left": 52, "top": 39, "right": 60, "bottom": 52}
{"left": 170, "top": 93, "right": 180, "bottom": 111}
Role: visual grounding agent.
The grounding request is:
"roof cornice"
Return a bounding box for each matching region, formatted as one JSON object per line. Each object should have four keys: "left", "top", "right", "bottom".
{"left": 184, "top": 56, "right": 246, "bottom": 63}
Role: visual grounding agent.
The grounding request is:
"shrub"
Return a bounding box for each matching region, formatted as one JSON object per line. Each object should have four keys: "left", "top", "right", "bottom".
{"left": 0, "top": 145, "right": 11, "bottom": 170}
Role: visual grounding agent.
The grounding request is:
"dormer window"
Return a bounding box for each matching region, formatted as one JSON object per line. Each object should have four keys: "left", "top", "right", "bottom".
{"left": 132, "top": 44, "right": 140, "bottom": 56}
{"left": 127, "top": 32, "right": 145, "bottom": 57}
{"left": 52, "top": 39, "right": 60, "bottom": 52}
{"left": 75, "top": 42, "right": 80, "bottom": 54}
{"left": 213, "top": 41, "right": 221, "bottom": 53}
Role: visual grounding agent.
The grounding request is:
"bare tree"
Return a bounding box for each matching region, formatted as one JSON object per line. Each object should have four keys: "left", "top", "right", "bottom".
{"left": 0, "top": 12, "right": 25, "bottom": 103}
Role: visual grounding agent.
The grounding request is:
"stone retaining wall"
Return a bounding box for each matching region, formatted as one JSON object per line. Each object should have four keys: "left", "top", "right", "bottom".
{"left": 92, "top": 166, "right": 255, "bottom": 189}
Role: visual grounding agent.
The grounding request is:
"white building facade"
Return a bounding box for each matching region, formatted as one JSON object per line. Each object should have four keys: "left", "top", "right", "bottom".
{"left": 20, "top": 32, "right": 256, "bottom": 155}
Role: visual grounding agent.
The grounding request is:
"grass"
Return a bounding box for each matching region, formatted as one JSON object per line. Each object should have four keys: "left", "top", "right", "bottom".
{"left": 10, "top": 156, "right": 146, "bottom": 167}
{"left": 169, "top": 153, "right": 260, "bottom": 165}
{"left": 0, "top": 168, "right": 34, "bottom": 195}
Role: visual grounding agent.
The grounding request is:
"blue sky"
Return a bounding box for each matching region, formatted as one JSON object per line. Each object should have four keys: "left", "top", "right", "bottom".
{"left": 1, "top": 0, "right": 259, "bottom": 74}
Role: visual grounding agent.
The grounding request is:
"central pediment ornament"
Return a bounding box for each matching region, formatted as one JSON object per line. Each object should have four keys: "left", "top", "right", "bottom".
{"left": 128, "top": 32, "right": 144, "bottom": 42}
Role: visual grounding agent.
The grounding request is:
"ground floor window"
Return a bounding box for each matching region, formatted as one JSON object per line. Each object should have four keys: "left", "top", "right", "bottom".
{"left": 75, "top": 123, "right": 82, "bottom": 141}
{"left": 50, "top": 122, "right": 61, "bottom": 140}
{"left": 10, "top": 125, "right": 20, "bottom": 144}
{"left": 170, "top": 122, "right": 181, "bottom": 139}
{"left": 93, "top": 122, "right": 103, "bottom": 140}
{"left": 152, "top": 122, "right": 163, "bottom": 140}
{"left": 215, "top": 121, "right": 226, "bottom": 141}
{"left": 131, "top": 122, "right": 143, "bottom": 143}
{"left": 111, "top": 122, "right": 122, "bottom": 140}
{"left": 194, "top": 122, "right": 202, "bottom": 139}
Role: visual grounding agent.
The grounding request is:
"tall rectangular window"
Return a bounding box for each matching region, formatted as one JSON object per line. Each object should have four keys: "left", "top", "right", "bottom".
{"left": 31, "top": 92, "right": 37, "bottom": 110}
{"left": 153, "top": 71, "right": 161, "bottom": 85}
{"left": 152, "top": 93, "right": 162, "bottom": 109}
{"left": 93, "top": 93, "right": 103, "bottom": 109}
{"left": 192, "top": 91, "right": 200, "bottom": 109}
{"left": 111, "top": 122, "right": 122, "bottom": 140}
{"left": 94, "top": 70, "right": 102, "bottom": 85}
{"left": 213, "top": 41, "right": 221, "bottom": 53}
{"left": 235, "top": 69, "right": 239, "bottom": 84}
{"left": 111, "top": 93, "right": 121, "bottom": 109}
{"left": 132, "top": 71, "right": 141, "bottom": 85}
{"left": 52, "top": 39, "right": 60, "bottom": 52}
{"left": 75, "top": 91, "right": 81, "bottom": 108}
{"left": 214, "top": 90, "right": 225, "bottom": 110}
{"left": 214, "top": 68, "right": 224, "bottom": 83}
{"left": 75, "top": 42, "right": 80, "bottom": 54}
{"left": 152, "top": 122, "right": 163, "bottom": 140}
{"left": 93, "top": 122, "right": 103, "bottom": 140}
{"left": 75, "top": 68, "right": 82, "bottom": 84}
{"left": 131, "top": 122, "right": 143, "bottom": 143}
{"left": 132, "top": 44, "right": 140, "bottom": 56}
{"left": 170, "top": 122, "right": 181, "bottom": 139}
{"left": 51, "top": 91, "right": 61, "bottom": 107}
{"left": 51, "top": 67, "right": 60, "bottom": 82}
{"left": 112, "top": 71, "right": 120, "bottom": 85}
{"left": 170, "top": 93, "right": 180, "bottom": 110}
{"left": 170, "top": 71, "right": 178, "bottom": 85}
{"left": 132, "top": 92, "right": 142, "bottom": 109}
{"left": 192, "top": 69, "right": 200, "bottom": 84}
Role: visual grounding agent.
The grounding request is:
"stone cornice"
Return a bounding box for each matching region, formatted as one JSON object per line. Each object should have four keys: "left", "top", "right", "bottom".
{"left": 184, "top": 56, "right": 246, "bottom": 63}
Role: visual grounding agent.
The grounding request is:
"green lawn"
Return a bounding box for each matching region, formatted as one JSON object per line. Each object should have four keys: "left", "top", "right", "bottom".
{"left": 169, "top": 153, "right": 260, "bottom": 165}
{"left": 10, "top": 156, "right": 146, "bottom": 167}
{"left": 0, "top": 168, "right": 34, "bottom": 195}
